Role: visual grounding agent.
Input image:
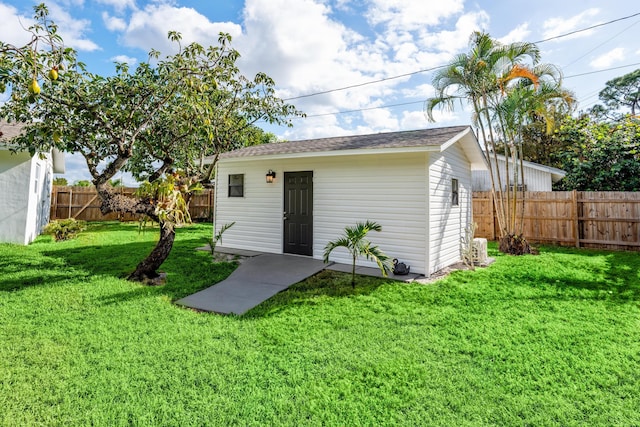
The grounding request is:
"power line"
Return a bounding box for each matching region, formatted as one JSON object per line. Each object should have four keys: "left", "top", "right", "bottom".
{"left": 283, "top": 65, "right": 444, "bottom": 101}
{"left": 562, "top": 18, "right": 640, "bottom": 69}
{"left": 282, "top": 11, "right": 640, "bottom": 102}
{"left": 280, "top": 62, "right": 640, "bottom": 121}
{"left": 564, "top": 62, "right": 640, "bottom": 79}
{"left": 532, "top": 12, "right": 640, "bottom": 44}
{"left": 291, "top": 100, "right": 425, "bottom": 120}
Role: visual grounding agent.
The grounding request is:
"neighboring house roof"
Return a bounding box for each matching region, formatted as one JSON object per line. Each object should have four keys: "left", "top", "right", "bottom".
{"left": 0, "top": 120, "right": 25, "bottom": 142}
{"left": 0, "top": 119, "right": 65, "bottom": 173}
{"left": 215, "top": 126, "right": 487, "bottom": 169}
{"left": 491, "top": 153, "right": 566, "bottom": 183}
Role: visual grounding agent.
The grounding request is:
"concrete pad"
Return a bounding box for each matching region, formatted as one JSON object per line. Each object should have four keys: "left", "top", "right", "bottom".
{"left": 326, "top": 263, "right": 422, "bottom": 282}
{"left": 194, "top": 245, "right": 264, "bottom": 257}
{"left": 175, "top": 254, "right": 328, "bottom": 315}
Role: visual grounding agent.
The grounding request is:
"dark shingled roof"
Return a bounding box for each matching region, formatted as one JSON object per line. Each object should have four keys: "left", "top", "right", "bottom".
{"left": 0, "top": 120, "right": 26, "bottom": 144}
{"left": 221, "top": 125, "right": 470, "bottom": 159}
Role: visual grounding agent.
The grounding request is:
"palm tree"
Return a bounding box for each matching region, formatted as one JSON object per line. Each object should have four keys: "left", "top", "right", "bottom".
{"left": 323, "top": 220, "right": 392, "bottom": 288}
{"left": 425, "top": 31, "right": 572, "bottom": 254}
{"left": 494, "top": 66, "right": 575, "bottom": 238}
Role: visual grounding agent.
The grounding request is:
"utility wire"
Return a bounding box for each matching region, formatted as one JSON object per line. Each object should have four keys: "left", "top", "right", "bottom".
{"left": 282, "top": 62, "right": 640, "bottom": 121}
{"left": 282, "top": 11, "right": 640, "bottom": 102}
{"left": 564, "top": 62, "right": 640, "bottom": 79}
{"left": 532, "top": 12, "right": 640, "bottom": 44}
{"left": 283, "top": 66, "right": 444, "bottom": 101}
{"left": 562, "top": 18, "right": 640, "bottom": 69}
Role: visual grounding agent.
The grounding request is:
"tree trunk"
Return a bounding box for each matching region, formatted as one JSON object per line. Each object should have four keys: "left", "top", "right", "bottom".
{"left": 93, "top": 184, "right": 177, "bottom": 284}
{"left": 128, "top": 222, "right": 175, "bottom": 283}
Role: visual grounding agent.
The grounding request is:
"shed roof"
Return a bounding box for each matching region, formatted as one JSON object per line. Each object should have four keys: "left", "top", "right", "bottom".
{"left": 216, "top": 125, "right": 486, "bottom": 169}
{"left": 0, "top": 119, "right": 66, "bottom": 173}
{"left": 0, "top": 120, "right": 26, "bottom": 142}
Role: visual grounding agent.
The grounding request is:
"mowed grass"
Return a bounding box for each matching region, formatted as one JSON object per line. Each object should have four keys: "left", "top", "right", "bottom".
{"left": 1, "top": 222, "right": 639, "bottom": 426}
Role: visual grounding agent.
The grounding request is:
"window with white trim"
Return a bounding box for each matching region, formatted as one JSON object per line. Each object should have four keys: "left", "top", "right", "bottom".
{"left": 452, "top": 178, "right": 459, "bottom": 206}
{"left": 228, "top": 174, "right": 244, "bottom": 197}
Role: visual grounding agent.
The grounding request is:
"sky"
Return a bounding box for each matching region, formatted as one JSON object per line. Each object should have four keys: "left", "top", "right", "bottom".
{"left": 1, "top": 0, "right": 639, "bottom": 185}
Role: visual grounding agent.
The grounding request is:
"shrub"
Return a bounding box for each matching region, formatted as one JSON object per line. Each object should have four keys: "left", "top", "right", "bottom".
{"left": 43, "top": 219, "right": 87, "bottom": 241}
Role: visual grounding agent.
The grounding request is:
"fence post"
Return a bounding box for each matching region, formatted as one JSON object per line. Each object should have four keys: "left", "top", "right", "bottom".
{"left": 572, "top": 189, "right": 580, "bottom": 248}
{"left": 51, "top": 186, "right": 58, "bottom": 220}
{"left": 67, "top": 187, "right": 72, "bottom": 219}
{"left": 491, "top": 192, "right": 497, "bottom": 241}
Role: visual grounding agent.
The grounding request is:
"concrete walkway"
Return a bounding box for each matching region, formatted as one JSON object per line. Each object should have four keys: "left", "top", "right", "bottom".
{"left": 175, "top": 254, "right": 329, "bottom": 315}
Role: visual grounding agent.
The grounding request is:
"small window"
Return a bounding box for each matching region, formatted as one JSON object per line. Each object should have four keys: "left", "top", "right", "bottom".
{"left": 228, "top": 174, "right": 244, "bottom": 197}
{"left": 451, "top": 178, "right": 459, "bottom": 206}
{"left": 34, "top": 163, "right": 41, "bottom": 193}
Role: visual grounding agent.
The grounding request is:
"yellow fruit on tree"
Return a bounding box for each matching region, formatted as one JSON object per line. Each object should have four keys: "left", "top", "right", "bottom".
{"left": 48, "top": 68, "right": 59, "bottom": 81}
{"left": 28, "top": 79, "right": 41, "bottom": 95}
{"left": 53, "top": 131, "right": 62, "bottom": 143}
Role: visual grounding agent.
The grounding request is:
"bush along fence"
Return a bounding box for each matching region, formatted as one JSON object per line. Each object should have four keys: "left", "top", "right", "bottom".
{"left": 473, "top": 191, "right": 640, "bottom": 251}
{"left": 50, "top": 186, "right": 214, "bottom": 223}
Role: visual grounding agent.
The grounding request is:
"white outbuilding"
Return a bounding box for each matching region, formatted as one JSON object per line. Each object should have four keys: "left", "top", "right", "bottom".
{"left": 472, "top": 154, "right": 566, "bottom": 192}
{"left": 0, "top": 121, "right": 65, "bottom": 244}
{"left": 212, "top": 126, "right": 486, "bottom": 276}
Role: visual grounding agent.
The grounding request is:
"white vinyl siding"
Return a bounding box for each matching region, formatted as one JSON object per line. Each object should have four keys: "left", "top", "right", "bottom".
{"left": 215, "top": 160, "right": 283, "bottom": 254}
{"left": 473, "top": 157, "right": 556, "bottom": 192}
{"left": 0, "top": 150, "right": 53, "bottom": 244}
{"left": 428, "top": 144, "right": 473, "bottom": 274}
{"left": 215, "top": 135, "right": 480, "bottom": 277}
{"left": 215, "top": 153, "right": 429, "bottom": 274}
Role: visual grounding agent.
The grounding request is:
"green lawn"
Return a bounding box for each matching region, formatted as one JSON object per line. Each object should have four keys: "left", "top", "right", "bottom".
{"left": 1, "top": 222, "right": 638, "bottom": 426}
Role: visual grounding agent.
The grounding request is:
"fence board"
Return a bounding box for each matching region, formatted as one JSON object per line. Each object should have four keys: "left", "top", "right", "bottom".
{"left": 50, "top": 186, "right": 214, "bottom": 223}
{"left": 472, "top": 191, "right": 640, "bottom": 251}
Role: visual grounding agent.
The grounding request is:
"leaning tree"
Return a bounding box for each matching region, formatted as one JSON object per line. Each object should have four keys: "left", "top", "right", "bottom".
{"left": 425, "top": 31, "right": 573, "bottom": 254}
{"left": 0, "top": 4, "right": 302, "bottom": 282}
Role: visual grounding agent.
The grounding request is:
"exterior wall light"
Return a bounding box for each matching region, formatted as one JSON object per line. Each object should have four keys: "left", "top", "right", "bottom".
{"left": 266, "top": 170, "right": 276, "bottom": 183}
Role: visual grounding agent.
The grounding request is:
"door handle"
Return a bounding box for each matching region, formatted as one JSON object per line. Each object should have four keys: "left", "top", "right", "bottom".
{"left": 283, "top": 211, "right": 288, "bottom": 221}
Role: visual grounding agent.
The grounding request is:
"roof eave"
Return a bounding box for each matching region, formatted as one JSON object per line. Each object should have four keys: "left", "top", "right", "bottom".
{"left": 218, "top": 144, "right": 444, "bottom": 162}
{"left": 52, "top": 148, "right": 65, "bottom": 173}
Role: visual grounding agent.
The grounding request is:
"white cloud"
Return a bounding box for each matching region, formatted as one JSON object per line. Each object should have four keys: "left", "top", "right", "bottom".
{"left": 102, "top": 12, "right": 127, "bottom": 31}
{"left": 400, "top": 110, "right": 430, "bottom": 129}
{"left": 365, "top": 0, "right": 464, "bottom": 30}
{"left": 590, "top": 47, "right": 625, "bottom": 69}
{"left": 542, "top": 8, "right": 599, "bottom": 41}
{"left": 498, "top": 23, "right": 531, "bottom": 44}
{"left": 47, "top": 2, "right": 100, "bottom": 51}
{"left": 238, "top": 0, "right": 373, "bottom": 100}
{"left": 121, "top": 4, "right": 242, "bottom": 54}
{"left": 417, "top": 11, "right": 490, "bottom": 55}
{"left": 110, "top": 55, "right": 137, "bottom": 66}
{"left": 0, "top": 2, "right": 98, "bottom": 51}
{"left": 0, "top": 3, "right": 34, "bottom": 46}
{"left": 361, "top": 107, "right": 399, "bottom": 131}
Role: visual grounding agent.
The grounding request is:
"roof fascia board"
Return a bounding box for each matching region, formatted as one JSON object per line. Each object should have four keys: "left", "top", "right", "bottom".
{"left": 219, "top": 145, "right": 443, "bottom": 163}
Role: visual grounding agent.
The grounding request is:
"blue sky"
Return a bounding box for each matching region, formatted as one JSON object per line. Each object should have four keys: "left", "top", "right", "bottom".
{"left": 2, "top": 0, "right": 639, "bottom": 184}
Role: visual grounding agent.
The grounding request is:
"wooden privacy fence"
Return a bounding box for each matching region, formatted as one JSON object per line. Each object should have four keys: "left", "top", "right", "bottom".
{"left": 50, "top": 186, "right": 214, "bottom": 222}
{"left": 473, "top": 191, "right": 640, "bottom": 251}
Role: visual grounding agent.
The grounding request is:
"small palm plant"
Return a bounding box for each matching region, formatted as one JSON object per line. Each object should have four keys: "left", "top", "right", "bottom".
{"left": 323, "top": 220, "right": 392, "bottom": 288}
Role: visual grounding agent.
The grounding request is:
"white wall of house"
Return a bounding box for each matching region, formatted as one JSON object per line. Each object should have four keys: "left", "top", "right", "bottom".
{"left": 428, "top": 143, "right": 473, "bottom": 274}
{"left": 0, "top": 150, "right": 52, "bottom": 244}
{"left": 472, "top": 155, "right": 562, "bottom": 192}
{"left": 215, "top": 152, "right": 432, "bottom": 274}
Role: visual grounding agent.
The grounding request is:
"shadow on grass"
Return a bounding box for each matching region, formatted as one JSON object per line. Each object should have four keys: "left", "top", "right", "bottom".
{"left": 1, "top": 221, "right": 238, "bottom": 302}
{"left": 241, "top": 269, "right": 390, "bottom": 318}
{"left": 0, "top": 249, "right": 82, "bottom": 292}
{"left": 486, "top": 244, "right": 640, "bottom": 303}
